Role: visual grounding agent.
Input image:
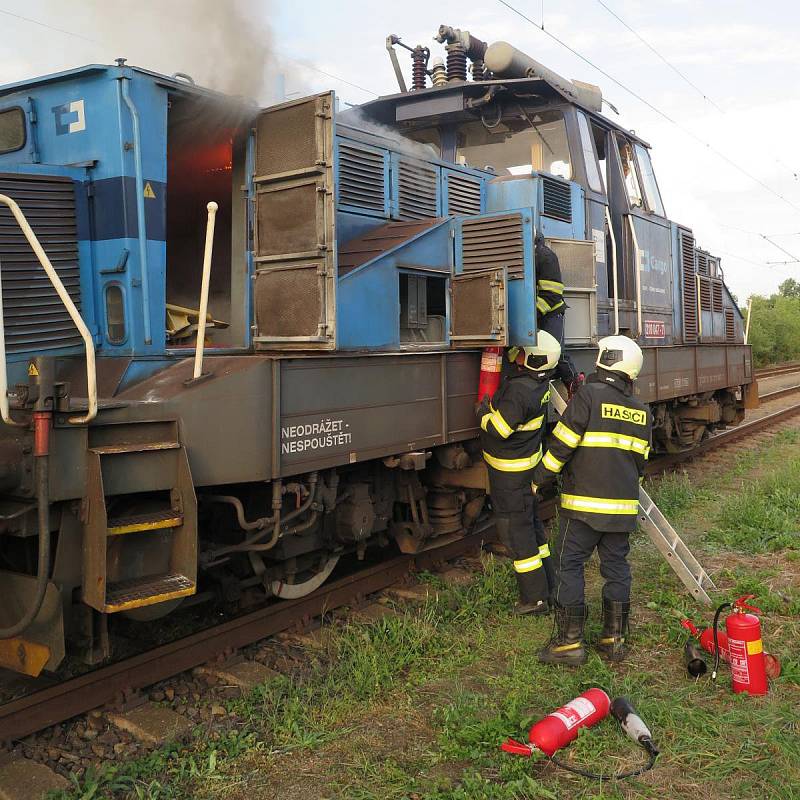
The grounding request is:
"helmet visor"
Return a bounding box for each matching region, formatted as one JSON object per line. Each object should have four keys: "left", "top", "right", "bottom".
{"left": 598, "top": 348, "right": 624, "bottom": 368}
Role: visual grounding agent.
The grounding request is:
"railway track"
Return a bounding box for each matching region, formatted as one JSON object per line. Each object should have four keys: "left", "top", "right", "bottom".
{"left": 755, "top": 361, "right": 800, "bottom": 380}
{"left": 3, "top": 377, "right": 800, "bottom": 750}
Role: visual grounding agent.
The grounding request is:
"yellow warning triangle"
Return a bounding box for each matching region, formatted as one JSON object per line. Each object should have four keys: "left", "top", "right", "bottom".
{"left": 143, "top": 182, "right": 156, "bottom": 199}
{"left": 28, "top": 363, "right": 39, "bottom": 377}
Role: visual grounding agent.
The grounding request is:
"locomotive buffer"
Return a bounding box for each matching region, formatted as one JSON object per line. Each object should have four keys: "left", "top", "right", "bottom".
{"left": 549, "top": 386, "right": 717, "bottom": 607}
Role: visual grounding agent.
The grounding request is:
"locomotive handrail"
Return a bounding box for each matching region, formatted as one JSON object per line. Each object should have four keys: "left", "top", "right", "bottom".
{"left": 0, "top": 194, "right": 97, "bottom": 425}
{"left": 192, "top": 201, "right": 219, "bottom": 380}
{"left": 605, "top": 206, "right": 620, "bottom": 334}
{"left": 627, "top": 214, "right": 643, "bottom": 337}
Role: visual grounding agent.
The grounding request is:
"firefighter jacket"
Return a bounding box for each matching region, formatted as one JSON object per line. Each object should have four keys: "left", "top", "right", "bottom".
{"left": 532, "top": 371, "right": 651, "bottom": 532}
{"left": 479, "top": 370, "right": 551, "bottom": 481}
{"left": 535, "top": 237, "right": 566, "bottom": 319}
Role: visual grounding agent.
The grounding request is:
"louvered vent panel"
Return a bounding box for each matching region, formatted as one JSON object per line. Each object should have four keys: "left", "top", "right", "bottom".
{"left": 0, "top": 173, "right": 83, "bottom": 353}
{"left": 461, "top": 214, "right": 524, "bottom": 275}
{"left": 699, "top": 276, "right": 712, "bottom": 311}
{"left": 446, "top": 174, "right": 482, "bottom": 216}
{"left": 712, "top": 280, "right": 724, "bottom": 313}
{"left": 397, "top": 160, "right": 438, "bottom": 220}
{"left": 542, "top": 176, "right": 572, "bottom": 222}
{"left": 696, "top": 252, "right": 708, "bottom": 276}
{"left": 680, "top": 230, "right": 698, "bottom": 342}
{"left": 338, "top": 143, "right": 386, "bottom": 211}
{"left": 724, "top": 308, "right": 735, "bottom": 341}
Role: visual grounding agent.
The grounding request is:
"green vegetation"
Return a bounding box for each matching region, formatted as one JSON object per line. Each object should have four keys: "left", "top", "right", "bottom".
{"left": 53, "top": 430, "right": 800, "bottom": 800}
{"left": 748, "top": 278, "right": 800, "bottom": 367}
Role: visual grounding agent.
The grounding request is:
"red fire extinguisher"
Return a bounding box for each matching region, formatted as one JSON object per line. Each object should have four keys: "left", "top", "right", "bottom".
{"left": 502, "top": 688, "right": 610, "bottom": 757}
{"left": 477, "top": 346, "right": 504, "bottom": 404}
{"left": 712, "top": 595, "right": 768, "bottom": 696}
{"left": 502, "top": 691, "right": 659, "bottom": 780}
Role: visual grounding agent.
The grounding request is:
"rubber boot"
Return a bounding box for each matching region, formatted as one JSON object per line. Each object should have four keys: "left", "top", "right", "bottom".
{"left": 597, "top": 599, "right": 630, "bottom": 662}
{"left": 538, "top": 605, "right": 588, "bottom": 665}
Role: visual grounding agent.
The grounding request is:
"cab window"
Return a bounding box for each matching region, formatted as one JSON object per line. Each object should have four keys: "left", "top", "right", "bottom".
{"left": 616, "top": 135, "right": 643, "bottom": 208}
{"left": 577, "top": 111, "right": 603, "bottom": 192}
{"left": 456, "top": 109, "right": 571, "bottom": 180}
{"left": 0, "top": 108, "right": 25, "bottom": 155}
{"left": 634, "top": 143, "right": 666, "bottom": 217}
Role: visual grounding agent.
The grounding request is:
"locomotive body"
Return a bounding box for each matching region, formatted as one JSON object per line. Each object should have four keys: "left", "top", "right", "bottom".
{"left": 0, "top": 36, "right": 752, "bottom": 676}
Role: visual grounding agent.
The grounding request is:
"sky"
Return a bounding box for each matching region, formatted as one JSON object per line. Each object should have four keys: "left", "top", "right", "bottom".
{"left": 1, "top": 0, "right": 800, "bottom": 302}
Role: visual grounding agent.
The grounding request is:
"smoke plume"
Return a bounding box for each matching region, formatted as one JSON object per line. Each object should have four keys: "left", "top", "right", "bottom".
{"left": 59, "top": 0, "right": 276, "bottom": 102}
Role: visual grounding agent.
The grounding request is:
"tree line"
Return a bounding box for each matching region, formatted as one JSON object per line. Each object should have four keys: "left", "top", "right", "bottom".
{"left": 747, "top": 278, "right": 800, "bottom": 367}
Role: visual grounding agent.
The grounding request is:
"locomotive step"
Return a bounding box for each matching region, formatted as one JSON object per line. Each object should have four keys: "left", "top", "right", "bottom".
{"left": 104, "top": 572, "right": 195, "bottom": 612}
{"left": 90, "top": 440, "right": 180, "bottom": 455}
{"left": 107, "top": 508, "right": 184, "bottom": 536}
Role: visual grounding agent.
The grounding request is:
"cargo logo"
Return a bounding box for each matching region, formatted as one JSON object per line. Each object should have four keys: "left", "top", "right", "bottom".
{"left": 601, "top": 403, "right": 647, "bottom": 425}
{"left": 644, "top": 319, "right": 666, "bottom": 338}
{"left": 52, "top": 99, "right": 86, "bottom": 135}
{"left": 281, "top": 418, "right": 352, "bottom": 455}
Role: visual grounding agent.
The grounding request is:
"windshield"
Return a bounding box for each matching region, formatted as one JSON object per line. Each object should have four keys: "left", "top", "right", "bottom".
{"left": 455, "top": 109, "right": 571, "bottom": 179}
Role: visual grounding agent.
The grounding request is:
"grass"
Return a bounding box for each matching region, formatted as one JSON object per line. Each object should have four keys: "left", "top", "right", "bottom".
{"left": 51, "top": 427, "right": 800, "bottom": 800}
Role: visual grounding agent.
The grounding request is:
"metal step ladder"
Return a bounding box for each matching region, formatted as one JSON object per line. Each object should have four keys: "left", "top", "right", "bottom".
{"left": 82, "top": 420, "right": 198, "bottom": 613}
{"left": 548, "top": 382, "right": 717, "bottom": 606}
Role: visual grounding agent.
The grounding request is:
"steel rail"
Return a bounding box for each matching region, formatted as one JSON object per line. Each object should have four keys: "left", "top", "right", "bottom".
{"left": 0, "top": 527, "right": 489, "bottom": 743}
{"left": 755, "top": 363, "right": 800, "bottom": 380}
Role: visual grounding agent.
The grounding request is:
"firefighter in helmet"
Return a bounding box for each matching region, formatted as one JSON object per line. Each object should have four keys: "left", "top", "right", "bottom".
{"left": 477, "top": 330, "right": 561, "bottom": 615}
{"left": 532, "top": 335, "right": 651, "bottom": 664}
{"left": 534, "top": 234, "right": 580, "bottom": 389}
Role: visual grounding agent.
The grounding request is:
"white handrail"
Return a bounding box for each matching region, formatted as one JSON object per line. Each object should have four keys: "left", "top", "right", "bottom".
{"left": 0, "top": 194, "right": 97, "bottom": 425}
{"left": 193, "top": 202, "right": 218, "bottom": 380}
{"left": 744, "top": 296, "right": 752, "bottom": 344}
{"left": 605, "top": 206, "right": 619, "bottom": 335}
{"left": 627, "top": 214, "right": 643, "bottom": 338}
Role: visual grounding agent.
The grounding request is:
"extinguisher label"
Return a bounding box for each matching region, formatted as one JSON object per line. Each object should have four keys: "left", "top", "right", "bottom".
{"left": 728, "top": 637, "right": 750, "bottom": 684}
{"left": 747, "top": 639, "right": 763, "bottom": 655}
{"left": 480, "top": 351, "right": 503, "bottom": 371}
{"left": 550, "top": 697, "right": 596, "bottom": 731}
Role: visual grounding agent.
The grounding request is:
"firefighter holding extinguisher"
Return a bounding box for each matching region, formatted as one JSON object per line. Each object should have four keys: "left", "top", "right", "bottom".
{"left": 477, "top": 331, "right": 561, "bottom": 615}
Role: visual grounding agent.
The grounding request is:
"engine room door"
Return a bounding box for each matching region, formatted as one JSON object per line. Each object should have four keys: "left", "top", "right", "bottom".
{"left": 449, "top": 268, "right": 509, "bottom": 348}
{"left": 252, "top": 93, "right": 337, "bottom": 349}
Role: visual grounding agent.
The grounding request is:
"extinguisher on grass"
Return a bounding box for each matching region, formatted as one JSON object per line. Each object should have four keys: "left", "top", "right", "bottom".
{"left": 501, "top": 689, "right": 659, "bottom": 780}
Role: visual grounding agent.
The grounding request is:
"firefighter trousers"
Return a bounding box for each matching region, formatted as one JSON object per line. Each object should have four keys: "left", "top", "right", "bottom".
{"left": 489, "top": 471, "right": 552, "bottom": 605}
{"left": 552, "top": 516, "right": 631, "bottom": 607}
{"left": 539, "top": 311, "right": 577, "bottom": 383}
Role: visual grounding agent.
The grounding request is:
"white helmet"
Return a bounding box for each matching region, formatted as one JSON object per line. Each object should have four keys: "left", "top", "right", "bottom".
{"left": 596, "top": 335, "right": 643, "bottom": 380}
{"left": 518, "top": 330, "right": 561, "bottom": 373}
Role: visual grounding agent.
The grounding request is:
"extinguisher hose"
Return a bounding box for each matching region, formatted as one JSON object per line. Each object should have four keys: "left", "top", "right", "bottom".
{"left": 711, "top": 601, "right": 731, "bottom": 681}
{"left": 548, "top": 745, "right": 658, "bottom": 780}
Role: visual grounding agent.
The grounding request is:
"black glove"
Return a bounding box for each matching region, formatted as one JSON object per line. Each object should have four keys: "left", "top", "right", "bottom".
{"left": 476, "top": 396, "right": 491, "bottom": 418}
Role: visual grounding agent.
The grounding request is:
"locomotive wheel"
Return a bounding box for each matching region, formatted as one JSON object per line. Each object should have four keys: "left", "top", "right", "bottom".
{"left": 269, "top": 554, "right": 340, "bottom": 599}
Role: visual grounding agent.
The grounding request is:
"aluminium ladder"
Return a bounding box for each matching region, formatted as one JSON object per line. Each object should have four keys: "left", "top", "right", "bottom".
{"left": 548, "top": 383, "right": 717, "bottom": 606}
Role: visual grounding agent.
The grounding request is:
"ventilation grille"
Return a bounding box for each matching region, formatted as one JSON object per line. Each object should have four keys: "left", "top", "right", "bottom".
{"left": 699, "top": 276, "right": 712, "bottom": 311}
{"left": 461, "top": 214, "right": 524, "bottom": 275}
{"left": 338, "top": 143, "right": 386, "bottom": 211}
{"left": 446, "top": 174, "right": 481, "bottom": 216}
{"left": 724, "top": 308, "right": 735, "bottom": 341}
{"left": 542, "top": 176, "right": 572, "bottom": 222}
{"left": 680, "top": 230, "right": 698, "bottom": 342}
{"left": 712, "top": 280, "right": 724, "bottom": 313}
{"left": 696, "top": 251, "right": 709, "bottom": 276}
{"left": 396, "top": 159, "right": 438, "bottom": 220}
{"left": 0, "top": 173, "right": 82, "bottom": 353}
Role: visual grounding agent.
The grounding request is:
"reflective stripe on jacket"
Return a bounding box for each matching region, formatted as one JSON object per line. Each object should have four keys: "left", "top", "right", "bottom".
{"left": 479, "top": 370, "right": 551, "bottom": 474}
{"left": 535, "top": 238, "right": 566, "bottom": 318}
{"left": 533, "top": 371, "right": 652, "bottom": 532}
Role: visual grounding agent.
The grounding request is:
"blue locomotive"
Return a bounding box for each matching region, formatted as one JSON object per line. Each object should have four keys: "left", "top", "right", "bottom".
{"left": 0, "top": 26, "right": 752, "bottom": 676}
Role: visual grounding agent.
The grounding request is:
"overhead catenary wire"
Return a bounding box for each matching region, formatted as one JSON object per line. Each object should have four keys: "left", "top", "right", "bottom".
{"left": 496, "top": 0, "right": 800, "bottom": 216}
{"left": 594, "top": 0, "right": 723, "bottom": 111}
{"left": 593, "top": 0, "right": 799, "bottom": 180}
